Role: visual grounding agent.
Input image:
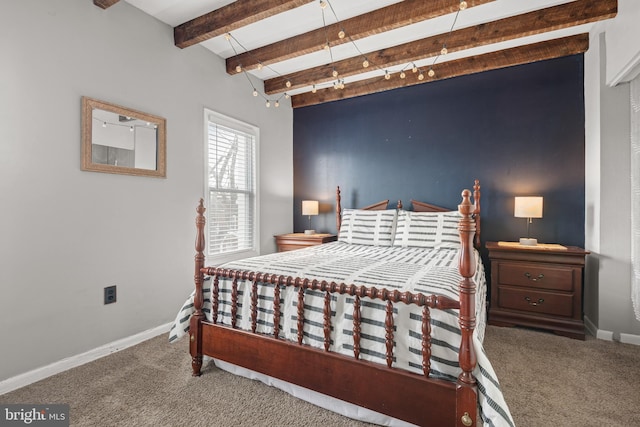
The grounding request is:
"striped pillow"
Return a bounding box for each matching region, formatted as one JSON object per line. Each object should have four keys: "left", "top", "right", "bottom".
{"left": 338, "top": 209, "right": 397, "bottom": 246}
{"left": 393, "top": 210, "right": 462, "bottom": 249}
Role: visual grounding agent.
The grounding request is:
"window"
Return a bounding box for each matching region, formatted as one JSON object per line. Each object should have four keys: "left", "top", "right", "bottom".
{"left": 205, "top": 110, "right": 259, "bottom": 262}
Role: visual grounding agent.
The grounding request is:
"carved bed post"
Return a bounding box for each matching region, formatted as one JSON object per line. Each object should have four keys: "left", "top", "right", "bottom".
{"left": 456, "top": 189, "right": 477, "bottom": 427}
{"left": 336, "top": 186, "right": 342, "bottom": 232}
{"left": 473, "top": 179, "right": 481, "bottom": 248}
{"left": 190, "top": 199, "right": 206, "bottom": 377}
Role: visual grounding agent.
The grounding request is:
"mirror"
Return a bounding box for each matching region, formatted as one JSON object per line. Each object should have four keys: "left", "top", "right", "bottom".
{"left": 81, "top": 96, "right": 166, "bottom": 177}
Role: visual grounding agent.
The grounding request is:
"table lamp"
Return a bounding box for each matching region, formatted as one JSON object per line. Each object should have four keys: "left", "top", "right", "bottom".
{"left": 514, "top": 196, "right": 543, "bottom": 246}
{"left": 302, "top": 200, "right": 319, "bottom": 235}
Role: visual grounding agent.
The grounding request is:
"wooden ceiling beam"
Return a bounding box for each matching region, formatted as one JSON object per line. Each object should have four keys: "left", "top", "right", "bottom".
{"left": 174, "top": 0, "right": 314, "bottom": 49}
{"left": 291, "top": 34, "right": 589, "bottom": 108}
{"left": 268, "top": 0, "right": 616, "bottom": 94}
{"left": 93, "top": 0, "right": 119, "bottom": 9}
{"left": 225, "top": 0, "right": 496, "bottom": 74}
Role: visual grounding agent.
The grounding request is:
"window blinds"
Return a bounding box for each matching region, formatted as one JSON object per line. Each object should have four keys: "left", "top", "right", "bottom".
{"left": 206, "top": 119, "right": 256, "bottom": 257}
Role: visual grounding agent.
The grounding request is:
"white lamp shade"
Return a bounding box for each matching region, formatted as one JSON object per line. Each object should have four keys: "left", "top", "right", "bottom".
{"left": 302, "top": 200, "right": 319, "bottom": 216}
{"left": 514, "top": 196, "right": 543, "bottom": 218}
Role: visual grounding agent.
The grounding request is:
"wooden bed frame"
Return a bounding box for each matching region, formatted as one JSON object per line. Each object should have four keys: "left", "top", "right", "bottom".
{"left": 189, "top": 180, "right": 481, "bottom": 427}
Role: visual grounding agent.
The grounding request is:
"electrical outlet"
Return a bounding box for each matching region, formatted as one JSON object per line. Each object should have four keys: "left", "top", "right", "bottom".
{"left": 104, "top": 285, "right": 117, "bottom": 304}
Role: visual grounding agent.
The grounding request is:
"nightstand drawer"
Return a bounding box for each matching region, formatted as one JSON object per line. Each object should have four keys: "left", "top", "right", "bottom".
{"left": 497, "top": 287, "right": 574, "bottom": 317}
{"left": 277, "top": 242, "right": 311, "bottom": 252}
{"left": 274, "top": 233, "right": 337, "bottom": 252}
{"left": 496, "top": 263, "right": 574, "bottom": 291}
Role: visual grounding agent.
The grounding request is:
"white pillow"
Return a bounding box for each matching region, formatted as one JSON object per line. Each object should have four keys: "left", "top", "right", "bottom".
{"left": 338, "top": 209, "right": 397, "bottom": 246}
{"left": 393, "top": 210, "right": 462, "bottom": 249}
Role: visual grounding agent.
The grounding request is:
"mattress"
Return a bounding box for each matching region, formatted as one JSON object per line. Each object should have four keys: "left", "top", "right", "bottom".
{"left": 170, "top": 242, "right": 514, "bottom": 427}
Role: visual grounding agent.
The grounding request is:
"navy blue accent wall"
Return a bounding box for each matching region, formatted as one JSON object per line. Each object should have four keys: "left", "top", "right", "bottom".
{"left": 293, "top": 55, "right": 585, "bottom": 248}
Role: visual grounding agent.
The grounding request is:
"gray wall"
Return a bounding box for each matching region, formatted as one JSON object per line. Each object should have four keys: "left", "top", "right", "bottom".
{"left": 0, "top": 0, "right": 293, "bottom": 382}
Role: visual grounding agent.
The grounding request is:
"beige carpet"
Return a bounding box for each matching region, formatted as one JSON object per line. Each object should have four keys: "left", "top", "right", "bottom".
{"left": 1, "top": 325, "right": 639, "bottom": 426}
{"left": 483, "top": 326, "right": 640, "bottom": 427}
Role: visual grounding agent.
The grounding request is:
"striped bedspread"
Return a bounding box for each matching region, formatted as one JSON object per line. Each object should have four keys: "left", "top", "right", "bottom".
{"left": 170, "top": 242, "right": 514, "bottom": 427}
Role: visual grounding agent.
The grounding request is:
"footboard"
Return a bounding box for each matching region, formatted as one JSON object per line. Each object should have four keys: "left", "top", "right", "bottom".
{"left": 189, "top": 188, "right": 479, "bottom": 427}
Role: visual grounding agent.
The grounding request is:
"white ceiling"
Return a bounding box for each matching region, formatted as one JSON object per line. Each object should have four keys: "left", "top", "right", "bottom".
{"left": 123, "top": 0, "right": 609, "bottom": 101}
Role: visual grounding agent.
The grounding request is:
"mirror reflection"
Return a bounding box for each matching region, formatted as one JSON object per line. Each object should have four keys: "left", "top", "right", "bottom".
{"left": 81, "top": 97, "right": 166, "bottom": 177}
{"left": 91, "top": 109, "right": 157, "bottom": 169}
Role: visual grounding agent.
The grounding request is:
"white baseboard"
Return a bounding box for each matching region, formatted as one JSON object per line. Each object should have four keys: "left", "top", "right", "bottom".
{"left": 584, "top": 315, "right": 598, "bottom": 337}
{"left": 596, "top": 329, "right": 615, "bottom": 341}
{"left": 0, "top": 322, "right": 171, "bottom": 396}
{"left": 583, "top": 315, "right": 640, "bottom": 344}
{"left": 620, "top": 332, "right": 640, "bottom": 346}
{"left": 584, "top": 315, "right": 616, "bottom": 340}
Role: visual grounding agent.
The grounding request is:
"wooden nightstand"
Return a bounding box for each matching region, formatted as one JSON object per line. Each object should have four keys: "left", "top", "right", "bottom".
{"left": 274, "top": 233, "right": 337, "bottom": 252}
{"left": 486, "top": 241, "right": 589, "bottom": 340}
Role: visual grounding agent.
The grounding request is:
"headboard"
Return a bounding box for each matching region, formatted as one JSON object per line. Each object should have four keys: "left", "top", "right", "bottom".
{"left": 410, "top": 199, "right": 450, "bottom": 212}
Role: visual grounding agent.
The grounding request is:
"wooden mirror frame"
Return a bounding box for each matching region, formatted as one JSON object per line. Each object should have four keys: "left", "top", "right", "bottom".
{"left": 81, "top": 96, "right": 166, "bottom": 178}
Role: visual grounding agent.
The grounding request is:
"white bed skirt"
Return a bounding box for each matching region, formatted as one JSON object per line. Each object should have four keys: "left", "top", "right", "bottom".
{"left": 210, "top": 357, "right": 417, "bottom": 427}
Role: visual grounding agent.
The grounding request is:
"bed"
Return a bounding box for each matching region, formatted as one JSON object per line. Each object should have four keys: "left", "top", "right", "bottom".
{"left": 170, "top": 180, "right": 514, "bottom": 427}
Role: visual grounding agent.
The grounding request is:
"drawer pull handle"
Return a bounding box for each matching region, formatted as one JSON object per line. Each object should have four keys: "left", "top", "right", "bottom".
{"left": 524, "top": 272, "right": 544, "bottom": 282}
{"left": 461, "top": 412, "right": 473, "bottom": 427}
{"left": 524, "top": 296, "right": 544, "bottom": 306}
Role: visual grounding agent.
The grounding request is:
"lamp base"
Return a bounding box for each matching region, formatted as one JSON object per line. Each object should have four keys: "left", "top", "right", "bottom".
{"left": 519, "top": 237, "right": 538, "bottom": 246}
{"left": 304, "top": 229, "right": 316, "bottom": 235}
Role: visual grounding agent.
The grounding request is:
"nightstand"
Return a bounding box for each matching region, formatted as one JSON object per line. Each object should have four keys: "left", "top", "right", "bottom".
{"left": 274, "top": 233, "right": 337, "bottom": 252}
{"left": 486, "top": 241, "right": 589, "bottom": 340}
